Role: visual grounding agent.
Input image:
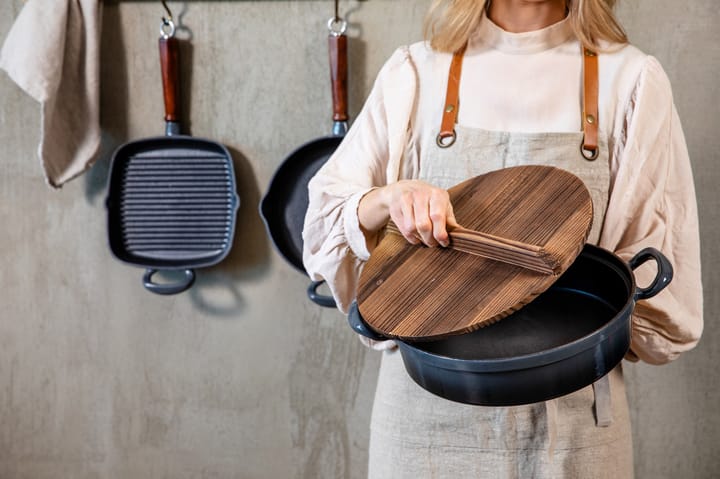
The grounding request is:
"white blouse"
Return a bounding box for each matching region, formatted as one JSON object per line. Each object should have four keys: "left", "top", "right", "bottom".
{"left": 302, "top": 15, "right": 703, "bottom": 365}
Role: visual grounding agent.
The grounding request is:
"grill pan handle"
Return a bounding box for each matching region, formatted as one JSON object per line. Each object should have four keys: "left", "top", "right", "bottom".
{"left": 307, "top": 280, "right": 338, "bottom": 308}
{"left": 629, "top": 247, "right": 673, "bottom": 301}
{"left": 159, "top": 35, "right": 181, "bottom": 136}
{"left": 143, "top": 269, "right": 196, "bottom": 295}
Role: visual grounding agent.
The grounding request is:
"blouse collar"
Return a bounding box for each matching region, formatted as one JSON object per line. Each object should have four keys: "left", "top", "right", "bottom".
{"left": 471, "top": 13, "right": 575, "bottom": 54}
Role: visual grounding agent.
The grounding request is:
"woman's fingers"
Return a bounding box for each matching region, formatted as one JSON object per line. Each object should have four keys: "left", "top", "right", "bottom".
{"left": 429, "top": 190, "right": 450, "bottom": 247}
{"left": 397, "top": 191, "right": 420, "bottom": 244}
{"left": 446, "top": 203, "right": 459, "bottom": 230}
{"left": 385, "top": 180, "right": 456, "bottom": 248}
{"left": 414, "top": 191, "right": 438, "bottom": 247}
{"left": 367, "top": 180, "right": 457, "bottom": 246}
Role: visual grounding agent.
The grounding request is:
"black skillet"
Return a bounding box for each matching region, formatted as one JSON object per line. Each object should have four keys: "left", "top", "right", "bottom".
{"left": 260, "top": 17, "right": 349, "bottom": 308}
{"left": 106, "top": 20, "right": 239, "bottom": 295}
{"left": 349, "top": 245, "right": 673, "bottom": 406}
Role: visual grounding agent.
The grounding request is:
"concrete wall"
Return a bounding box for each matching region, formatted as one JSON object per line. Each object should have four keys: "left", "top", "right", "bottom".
{"left": 0, "top": 1, "right": 716, "bottom": 477}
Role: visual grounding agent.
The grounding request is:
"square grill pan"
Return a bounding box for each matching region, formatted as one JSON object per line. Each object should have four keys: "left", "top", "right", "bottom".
{"left": 106, "top": 136, "right": 239, "bottom": 294}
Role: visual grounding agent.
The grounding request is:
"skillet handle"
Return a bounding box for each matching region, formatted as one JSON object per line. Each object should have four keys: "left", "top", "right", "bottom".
{"left": 159, "top": 35, "right": 181, "bottom": 135}
{"left": 629, "top": 248, "right": 673, "bottom": 301}
{"left": 347, "top": 303, "right": 388, "bottom": 342}
{"left": 143, "top": 269, "right": 196, "bottom": 295}
{"left": 328, "top": 29, "right": 348, "bottom": 134}
{"left": 307, "top": 280, "right": 337, "bottom": 308}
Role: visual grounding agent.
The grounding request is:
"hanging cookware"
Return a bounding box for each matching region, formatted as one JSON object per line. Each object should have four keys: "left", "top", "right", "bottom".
{"left": 349, "top": 244, "right": 673, "bottom": 406}
{"left": 260, "top": 12, "right": 350, "bottom": 308}
{"left": 106, "top": 17, "right": 239, "bottom": 295}
{"left": 358, "top": 165, "right": 594, "bottom": 340}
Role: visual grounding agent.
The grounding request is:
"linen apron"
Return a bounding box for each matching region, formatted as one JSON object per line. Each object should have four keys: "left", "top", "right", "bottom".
{"left": 367, "top": 55, "right": 634, "bottom": 478}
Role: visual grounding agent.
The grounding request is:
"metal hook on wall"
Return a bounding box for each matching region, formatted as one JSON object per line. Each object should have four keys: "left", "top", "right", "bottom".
{"left": 161, "top": 0, "right": 173, "bottom": 21}
{"left": 160, "top": 0, "right": 175, "bottom": 39}
{"left": 328, "top": 0, "right": 347, "bottom": 36}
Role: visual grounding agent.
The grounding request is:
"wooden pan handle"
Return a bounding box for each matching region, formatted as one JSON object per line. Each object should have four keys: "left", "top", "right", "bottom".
{"left": 385, "top": 222, "right": 560, "bottom": 275}
{"left": 159, "top": 36, "right": 180, "bottom": 125}
{"left": 328, "top": 33, "right": 348, "bottom": 123}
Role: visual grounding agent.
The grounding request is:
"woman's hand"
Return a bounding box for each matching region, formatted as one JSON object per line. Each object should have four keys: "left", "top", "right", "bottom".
{"left": 358, "top": 180, "right": 458, "bottom": 247}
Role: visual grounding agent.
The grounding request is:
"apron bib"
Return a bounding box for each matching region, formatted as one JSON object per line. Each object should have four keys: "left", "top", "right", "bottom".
{"left": 367, "top": 48, "right": 633, "bottom": 479}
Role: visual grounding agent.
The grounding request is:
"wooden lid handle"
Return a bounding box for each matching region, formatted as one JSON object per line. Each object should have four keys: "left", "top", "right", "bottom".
{"left": 385, "top": 222, "right": 559, "bottom": 275}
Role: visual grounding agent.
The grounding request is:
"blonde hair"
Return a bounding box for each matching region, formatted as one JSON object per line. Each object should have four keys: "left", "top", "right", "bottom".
{"left": 424, "top": 0, "right": 628, "bottom": 53}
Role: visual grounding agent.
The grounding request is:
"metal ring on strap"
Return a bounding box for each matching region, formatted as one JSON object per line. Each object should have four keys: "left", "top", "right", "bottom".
{"left": 436, "top": 130, "right": 457, "bottom": 148}
{"left": 580, "top": 140, "right": 600, "bottom": 161}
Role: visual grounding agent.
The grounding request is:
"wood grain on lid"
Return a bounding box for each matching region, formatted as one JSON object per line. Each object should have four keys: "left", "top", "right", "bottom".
{"left": 357, "top": 165, "right": 593, "bottom": 341}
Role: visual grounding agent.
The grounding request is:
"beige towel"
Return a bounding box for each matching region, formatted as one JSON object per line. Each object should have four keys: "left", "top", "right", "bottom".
{"left": 0, "top": 0, "right": 102, "bottom": 188}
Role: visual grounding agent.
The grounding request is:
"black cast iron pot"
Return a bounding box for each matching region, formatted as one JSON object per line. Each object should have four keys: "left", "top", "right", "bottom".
{"left": 348, "top": 245, "right": 672, "bottom": 406}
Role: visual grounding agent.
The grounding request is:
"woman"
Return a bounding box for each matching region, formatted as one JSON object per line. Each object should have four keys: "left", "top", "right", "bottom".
{"left": 303, "top": 0, "right": 703, "bottom": 477}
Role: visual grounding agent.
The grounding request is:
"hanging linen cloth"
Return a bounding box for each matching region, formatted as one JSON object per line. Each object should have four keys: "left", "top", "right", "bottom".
{"left": 0, "top": 0, "right": 103, "bottom": 188}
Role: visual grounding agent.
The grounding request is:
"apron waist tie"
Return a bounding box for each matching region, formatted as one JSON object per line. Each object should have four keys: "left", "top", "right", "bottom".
{"left": 544, "top": 398, "right": 558, "bottom": 459}
{"left": 545, "top": 375, "right": 613, "bottom": 459}
{"left": 592, "top": 374, "right": 613, "bottom": 427}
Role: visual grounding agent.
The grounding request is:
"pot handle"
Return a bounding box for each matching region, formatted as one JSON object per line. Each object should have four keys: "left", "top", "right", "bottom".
{"left": 143, "top": 269, "right": 196, "bottom": 295}
{"left": 629, "top": 248, "right": 673, "bottom": 301}
{"left": 347, "top": 303, "right": 389, "bottom": 342}
{"left": 307, "top": 280, "right": 337, "bottom": 308}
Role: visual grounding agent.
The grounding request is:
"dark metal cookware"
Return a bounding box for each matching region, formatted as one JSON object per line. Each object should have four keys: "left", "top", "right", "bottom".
{"left": 349, "top": 245, "right": 673, "bottom": 406}
{"left": 260, "top": 18, "right": 350, "bottom": 308}
{"left": 106, "top": 23, "right": 239, "bottom": 295}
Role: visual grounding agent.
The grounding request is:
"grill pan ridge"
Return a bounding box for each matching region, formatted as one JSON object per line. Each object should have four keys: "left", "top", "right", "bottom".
{"left": 108, "top": 138, "right": 238, "bottom": 270}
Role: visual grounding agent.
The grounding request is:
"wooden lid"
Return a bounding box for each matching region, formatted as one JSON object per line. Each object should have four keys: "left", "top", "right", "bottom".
{"left": 357, "top": 165, "right": 593, "bottom": 341}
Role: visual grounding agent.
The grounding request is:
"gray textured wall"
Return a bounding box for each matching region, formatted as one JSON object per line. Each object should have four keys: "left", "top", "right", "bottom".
{"left": 0, "top": 1, "right": 717, "bottom": 478}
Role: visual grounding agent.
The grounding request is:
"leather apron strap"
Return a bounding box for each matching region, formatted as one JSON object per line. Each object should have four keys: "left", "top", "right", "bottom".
{"left": 436, "top": 44, "right": 600, "bottom": 162}
{"left": 581, "top": 48, "right": 599, "bottom": 160}
{"left": 436, "top": 45, "right": 466, "bottom": 148}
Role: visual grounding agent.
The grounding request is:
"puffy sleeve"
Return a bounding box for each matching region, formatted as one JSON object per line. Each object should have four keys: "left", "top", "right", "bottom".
{"left": 600, "top": 56, "right": 703, "bottom": 365}
{"left": 302, "top": 47, "right": 416, "bottom": 314}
